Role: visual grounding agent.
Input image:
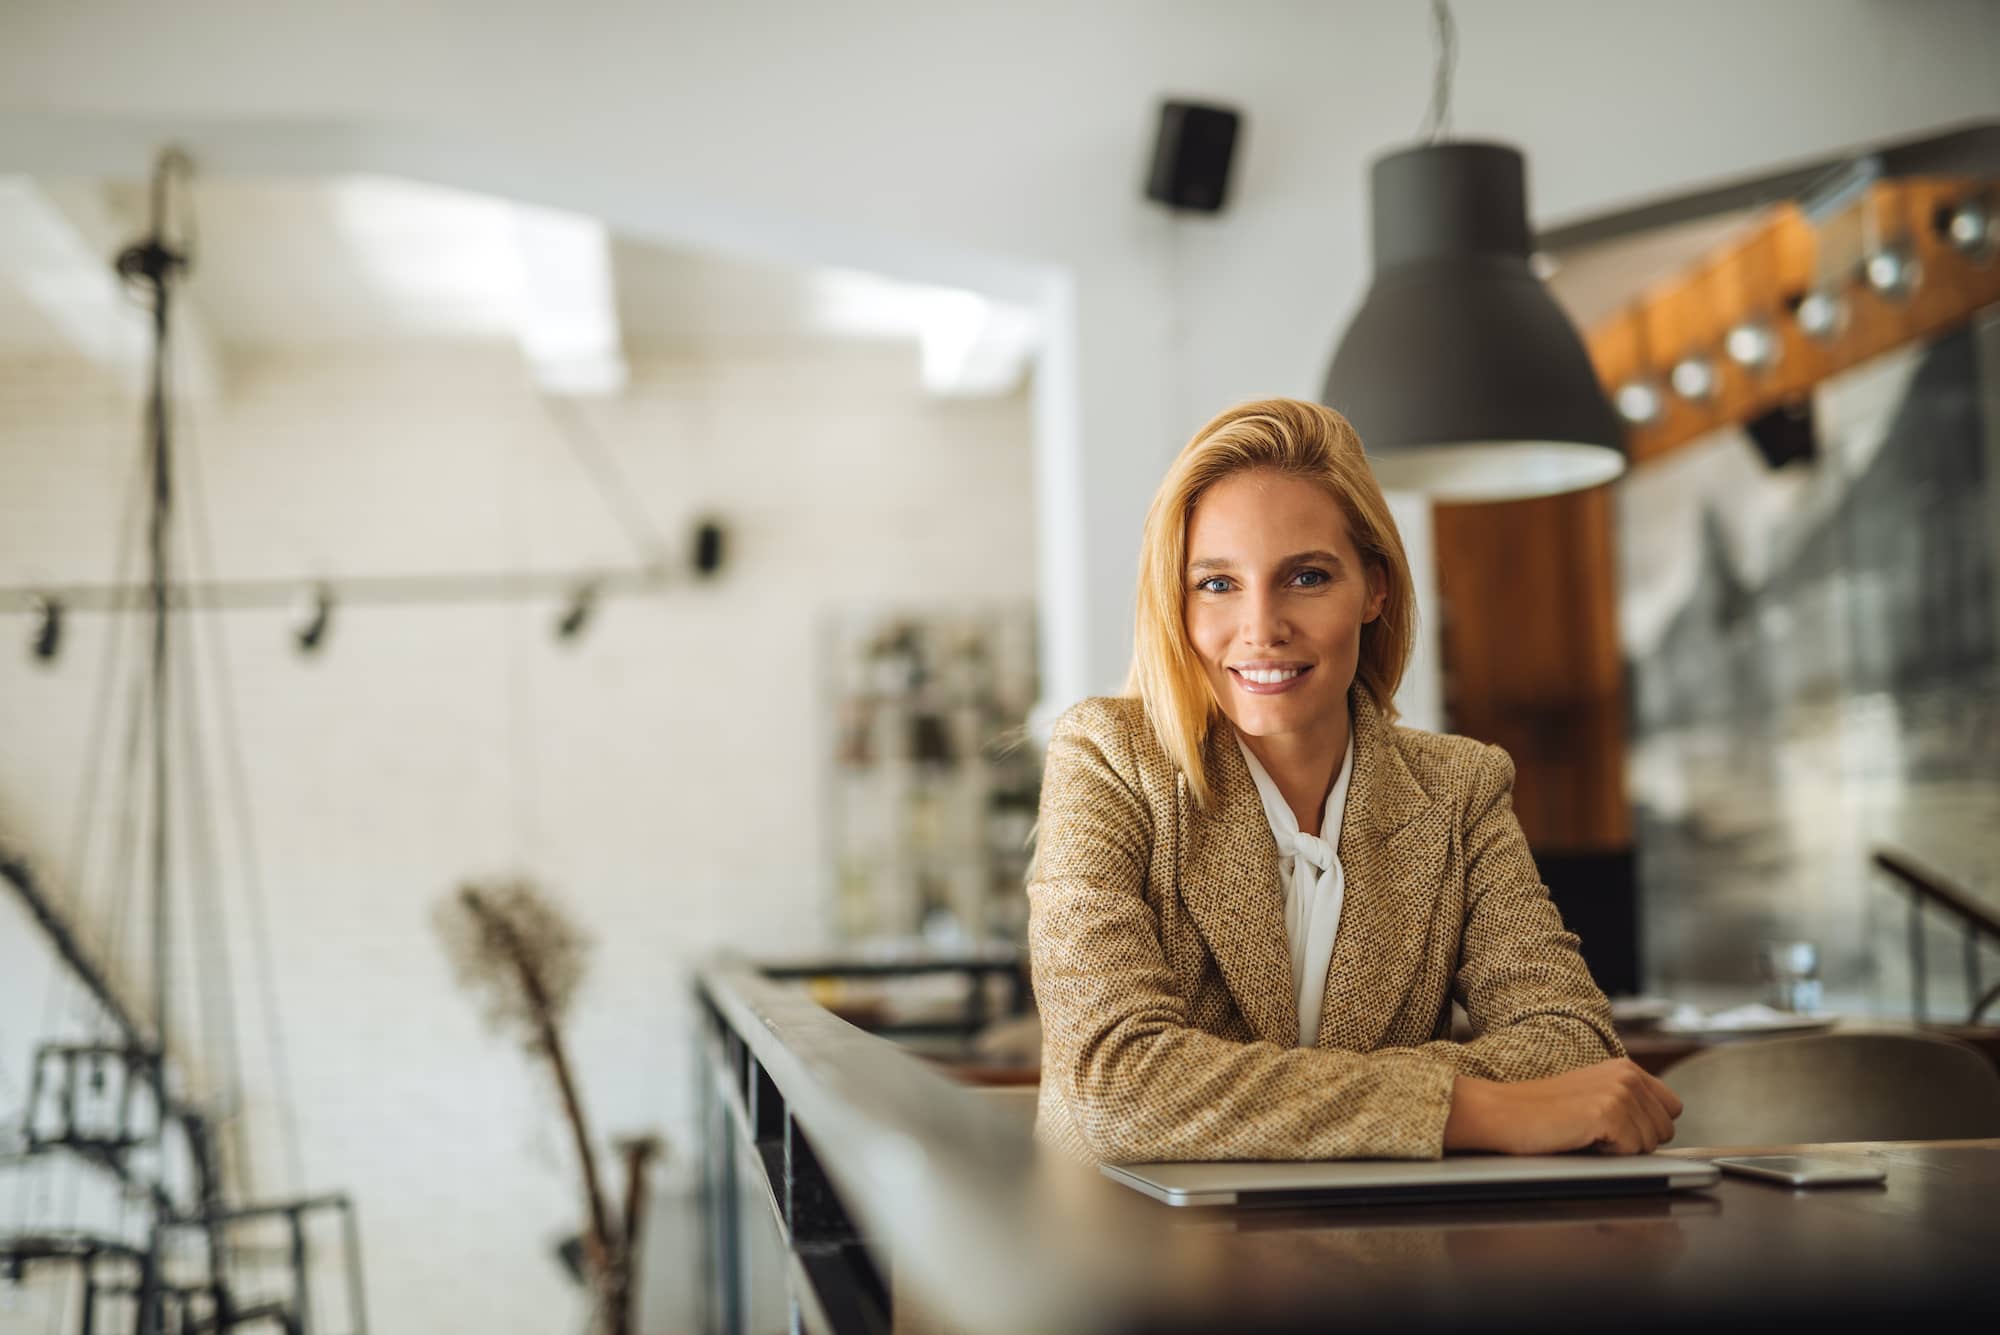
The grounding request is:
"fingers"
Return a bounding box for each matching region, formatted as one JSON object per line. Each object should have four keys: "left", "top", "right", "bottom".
{"left": 1647, "top": 1068, "right": 1686, "bottom": 1120}
{"left": 1628, "top": 1075, "right": 1676, "bottom": 1146}
{"left": 1598, "top": 1062, "right": 1673, "bottom": 1154}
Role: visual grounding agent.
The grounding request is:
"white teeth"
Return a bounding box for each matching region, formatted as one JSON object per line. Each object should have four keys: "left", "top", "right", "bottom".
{"left": 1237, "top": 668, "right": 1301, "bottom": 685}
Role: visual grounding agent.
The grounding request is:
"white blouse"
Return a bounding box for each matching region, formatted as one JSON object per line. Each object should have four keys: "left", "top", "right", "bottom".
{"left": 1235, "top": 731, "right": 1355, "bottom": 1048}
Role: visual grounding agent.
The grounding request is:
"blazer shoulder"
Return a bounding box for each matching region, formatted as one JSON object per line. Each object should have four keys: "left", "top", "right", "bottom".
{"left": 1047, "top": 695, "right": 1177, "bottom": 795}
{"left": 1386, "top": 723, "right": 1511, "bottom": 808}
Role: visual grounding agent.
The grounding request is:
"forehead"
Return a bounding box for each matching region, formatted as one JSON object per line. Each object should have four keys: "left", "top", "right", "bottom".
{"left": 1186, "top": 470, "right": 1354, "bottom": 558}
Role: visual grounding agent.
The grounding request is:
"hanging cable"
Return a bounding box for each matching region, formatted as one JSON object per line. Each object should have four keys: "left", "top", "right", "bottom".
{"left": 173, "top": 326, "right": 309, "bottom": 1201}
{"left": 1417, "top": 0, "right": 1458, "bottom": 144}
{"left": 172, "top": 550, "right": 250, "bottom": 1198}
{"left": 540, "top": 395, "right": 671, "bottom": 566}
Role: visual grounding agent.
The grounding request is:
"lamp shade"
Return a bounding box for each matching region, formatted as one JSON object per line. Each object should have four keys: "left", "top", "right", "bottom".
{"left": 1323, "top": 141, "right": 1624, "bottom": 502}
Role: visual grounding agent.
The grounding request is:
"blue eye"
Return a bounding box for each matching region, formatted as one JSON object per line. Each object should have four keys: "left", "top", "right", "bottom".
{"left": 1294, "top": 568, "right": 1330, "bottom": 588}
{"left": 1194, "top": 576, "right": 1232, "bottom": 594}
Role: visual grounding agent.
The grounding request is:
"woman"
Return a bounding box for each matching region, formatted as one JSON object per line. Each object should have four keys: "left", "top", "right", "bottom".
{"left": 1029, "top": 398, "right": 1682, "bottom": 1164}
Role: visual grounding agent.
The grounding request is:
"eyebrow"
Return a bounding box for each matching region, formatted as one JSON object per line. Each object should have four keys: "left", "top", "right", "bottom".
{"left": 1188, "top": 550, "right": 1345, "bottom": 575}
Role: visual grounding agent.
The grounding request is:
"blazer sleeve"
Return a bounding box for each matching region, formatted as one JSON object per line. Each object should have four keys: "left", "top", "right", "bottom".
{"left": 1410, "top": 742, "right": 1625, "bottom": 1081}
{"left": 1028, "top": 703, "right": 1458, "bottom": 1163}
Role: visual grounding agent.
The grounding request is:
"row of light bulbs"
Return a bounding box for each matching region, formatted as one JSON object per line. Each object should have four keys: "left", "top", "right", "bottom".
{"left": 1613, "top": 193, "right": 1996, "bottom": 427}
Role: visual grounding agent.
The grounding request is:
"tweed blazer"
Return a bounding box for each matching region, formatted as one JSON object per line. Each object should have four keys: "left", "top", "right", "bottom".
{"left": 1027, "top": 687, "right": 1622, "bottom": 1164}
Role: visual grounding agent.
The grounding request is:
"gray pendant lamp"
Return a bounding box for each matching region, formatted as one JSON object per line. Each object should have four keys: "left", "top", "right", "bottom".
{"left": 1322, "top": 4, "right": 1623, "bottom": 502}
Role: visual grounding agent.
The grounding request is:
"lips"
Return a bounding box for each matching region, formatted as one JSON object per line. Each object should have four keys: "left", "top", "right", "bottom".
{"left": 1229, "top": 664, "right": 1313, "bottom": 696}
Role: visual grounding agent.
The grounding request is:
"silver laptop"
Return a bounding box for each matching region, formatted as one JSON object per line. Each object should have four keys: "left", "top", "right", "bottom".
{"left": 1101, "top": 1154, "right": 1719, "bottom": 1207}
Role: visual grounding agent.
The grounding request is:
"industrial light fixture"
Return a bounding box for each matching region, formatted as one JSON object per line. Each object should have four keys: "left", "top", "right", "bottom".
{"left": 292, "top": 583, "right": 334, "bottom": 656}
{"left": 1669, "top": 355, "right": 1719, "bottom": 403}
{"left": 1322, "top": 0, "right": 1623, "bottom": 502}
{"left": 1724, "top": 320, "right": 1782, "bottom": 371}
{"left": 1793, "top": 288, "right": 1848, "bottom": 341}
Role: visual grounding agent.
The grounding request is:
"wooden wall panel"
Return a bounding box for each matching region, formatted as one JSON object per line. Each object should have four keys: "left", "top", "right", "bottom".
{"left": 1432, "top": 484, "right": 1630, "bottom": 852}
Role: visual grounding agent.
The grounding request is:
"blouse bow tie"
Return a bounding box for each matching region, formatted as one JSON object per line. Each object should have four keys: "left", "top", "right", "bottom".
{"left": 1279, "top": 829, "right": 1336, "bottom": 875}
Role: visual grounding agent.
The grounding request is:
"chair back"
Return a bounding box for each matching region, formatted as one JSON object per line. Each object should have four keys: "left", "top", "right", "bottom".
{"left": 1664, "top": 1030, "right": 2000, "bottom": 1148}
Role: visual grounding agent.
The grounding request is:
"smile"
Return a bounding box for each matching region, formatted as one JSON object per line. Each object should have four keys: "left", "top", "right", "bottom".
{"left": 1229, "top": 665, "right": 1312, "bottom": 695}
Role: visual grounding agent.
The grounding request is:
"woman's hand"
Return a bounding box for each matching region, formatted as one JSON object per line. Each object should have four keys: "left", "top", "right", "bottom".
{"left": 1443, "top": 1059, "right": 1684, "bottom": 1155}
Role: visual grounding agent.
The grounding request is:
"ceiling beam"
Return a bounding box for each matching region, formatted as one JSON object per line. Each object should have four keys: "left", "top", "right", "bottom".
{"left": 1539, "top": 120, "right": 2000, "bottom": 254}
{"left": 1586, "top": 176, "right": 2000, "bottom": 466}
{"left": 509, "top": 202, "right": 626, "bottom": 396}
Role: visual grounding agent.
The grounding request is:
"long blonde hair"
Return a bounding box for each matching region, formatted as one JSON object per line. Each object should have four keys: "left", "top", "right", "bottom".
{"left": 1126, "top": 398, "right": 1416, "bottom": 808}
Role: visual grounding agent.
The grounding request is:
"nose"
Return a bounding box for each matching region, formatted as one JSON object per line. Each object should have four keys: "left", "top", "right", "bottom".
{"left": 1240, "top": 586, "right": 1291, "bottom": 647}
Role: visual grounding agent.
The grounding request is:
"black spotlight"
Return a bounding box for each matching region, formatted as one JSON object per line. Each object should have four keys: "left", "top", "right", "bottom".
{"left": 29, "top": 594, "right": 63, "bottom": 664}
{"left": 552, "top": 1233, "right": 586, "bottom": 1286}
{"left": 293, "top": 584, "right": 334, "bottom": 656}
{"left": 692, "top": 519, "right": 726, "bottom": 578}
{"left": 555, "top": 582, "right": 599, "bottom": 643}
{"left": 1745, "top": 399, "right": 1817, "bottom": 470}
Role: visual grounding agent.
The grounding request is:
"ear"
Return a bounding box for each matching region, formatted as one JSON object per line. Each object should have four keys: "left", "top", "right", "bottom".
{"left": 1361, "top": 562, "right": 1388, "bottom": 625}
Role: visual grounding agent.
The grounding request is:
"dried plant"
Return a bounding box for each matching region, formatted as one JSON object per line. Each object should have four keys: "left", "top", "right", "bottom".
{"left": 436, "top": 877, "right": 656, "bottom": 1335}
{"left": 435, "top": 876, "right": 590, "bottom": 1044}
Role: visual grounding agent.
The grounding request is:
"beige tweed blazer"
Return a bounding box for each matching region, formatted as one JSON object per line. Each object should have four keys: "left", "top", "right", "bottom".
{"left": 1028, "top": 687, "right": 1623, "bottom": 1164}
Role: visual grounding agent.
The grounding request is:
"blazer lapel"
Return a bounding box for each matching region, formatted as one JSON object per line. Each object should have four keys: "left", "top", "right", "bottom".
{"left": 1177, "top": 726, "right": 1298, "bottom": 1048}
{"left": 1314, "top": 689, "right": 1448, "bottom": 1051}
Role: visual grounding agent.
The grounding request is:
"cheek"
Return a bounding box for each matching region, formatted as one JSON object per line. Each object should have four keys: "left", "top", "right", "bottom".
{"left": 1184, "top": 606, "right": 1231, "bottom": 670}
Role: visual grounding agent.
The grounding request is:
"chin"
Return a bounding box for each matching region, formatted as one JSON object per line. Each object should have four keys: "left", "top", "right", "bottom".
{"left": 1224, "top": 689, "right": 1336, "bottom": 738}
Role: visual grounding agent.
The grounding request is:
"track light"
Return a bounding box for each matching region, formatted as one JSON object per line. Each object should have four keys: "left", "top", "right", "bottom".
{"left": 292, "top": 584, "right": 334, "bottom": 656}
{"left": 692, "top": 518, "right": 726, "bottom": 579}
{"left": 1793, "top": 289, "right": 1847, "bottom": 342}
{"left": 1669, "top": 355, "right": 1718, "bottom": 403}
{"left": 1724, "top": 320, "right": 1781, "bottom": 372}
{"left": 1937, "top": 197, "right": 1995, "bottom": 262}
{"left": 555, "top": 582, "right": 599, "bottom": 643}
{"left": 1613, "top": 380, "right": 1663, "bottom": 427}
{"left": 1862, "top": 243, "right": 1921, "bottom": 302}
{"left": 28, "top": 594, "right": 63, "bottom": 664}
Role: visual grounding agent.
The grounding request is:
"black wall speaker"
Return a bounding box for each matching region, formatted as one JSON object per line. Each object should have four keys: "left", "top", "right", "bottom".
{"left": 1145, "top": 100, "right": 1241, "bottom": 214}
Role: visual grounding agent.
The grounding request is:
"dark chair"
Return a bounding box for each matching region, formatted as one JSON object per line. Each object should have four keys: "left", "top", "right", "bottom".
{"left": 1665, "top": 1030, "right": 2000, "bottom": 1148}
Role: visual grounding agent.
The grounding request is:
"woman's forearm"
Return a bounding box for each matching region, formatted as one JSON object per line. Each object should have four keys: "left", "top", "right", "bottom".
{"left": 1442, "top": 1075, "right": 1501, "bottom": 1151}
{"left": 1441, "top": 1063, "right": 1685, "bottom": 1155}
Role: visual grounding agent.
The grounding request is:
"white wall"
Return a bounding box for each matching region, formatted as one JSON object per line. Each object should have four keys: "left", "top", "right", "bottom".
{"left": 0, "top": 338, "right": 1036, "bottom": 1333}
{"left": 5, "top": 1, "right": 1996, "bottom": 705}
{"left": 4, "top": 2, "right": 2000, "bottom": 1326}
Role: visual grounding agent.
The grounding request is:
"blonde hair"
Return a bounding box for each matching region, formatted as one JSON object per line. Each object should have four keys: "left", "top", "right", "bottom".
{"left": 1126, "top": 398, "right": 1416, "bottom": 808}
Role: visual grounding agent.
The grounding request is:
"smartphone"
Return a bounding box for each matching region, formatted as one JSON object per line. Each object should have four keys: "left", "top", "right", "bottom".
{"left": 1710, "top": 1155, "right": 1886, "bottom": 1187}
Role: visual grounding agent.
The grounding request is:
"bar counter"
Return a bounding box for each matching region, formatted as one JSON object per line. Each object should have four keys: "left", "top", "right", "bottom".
{"left": 695, "top": 958, "right": 1998, "bottom": 1334}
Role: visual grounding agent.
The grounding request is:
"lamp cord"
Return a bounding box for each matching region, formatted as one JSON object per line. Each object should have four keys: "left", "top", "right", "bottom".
{"left": 1418, "top": 0, "right": 1457, "bottom": 144}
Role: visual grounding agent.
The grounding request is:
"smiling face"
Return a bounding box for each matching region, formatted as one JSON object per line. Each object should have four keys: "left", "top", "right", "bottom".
{"left": 1183, "top": 468, "right": 1385, "bottom": 750}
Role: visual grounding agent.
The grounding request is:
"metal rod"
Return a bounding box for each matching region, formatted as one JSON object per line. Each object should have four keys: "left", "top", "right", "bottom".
{"left": 144, "top": 236, "right": 174, "bottom": 1085}
{"left": 1909, "top": 892, "right": 1927, "bottom": 1023}
{"left": 290, "top": 1209, "right": 311, "bottom": 1335}
{"left": 1967, "top": 929, "right": 1982, "bottom": 1026}
{"left": 0, "top": 857, "right": 150, "bottom": 1069}
{"left": 0, "top": 562, "right": 684, "bottom": 616}
{"left": 342, "top": 1198, "right": 370, "bottom": 1335}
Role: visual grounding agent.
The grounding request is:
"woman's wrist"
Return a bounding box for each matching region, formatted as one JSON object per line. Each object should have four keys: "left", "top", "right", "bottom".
{"left": 1442, "top": 1075, "right": 1501, "bottom": 1151}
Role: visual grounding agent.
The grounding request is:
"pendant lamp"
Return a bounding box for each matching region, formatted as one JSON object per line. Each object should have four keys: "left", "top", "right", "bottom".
{"left": 1322, "top": 7, "right": 1623, "bottom": 501}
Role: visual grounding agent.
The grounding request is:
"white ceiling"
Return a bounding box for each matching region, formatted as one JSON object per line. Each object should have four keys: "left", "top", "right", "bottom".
{"left": 0, "top": 174, "right": 1039, "bottom": 395}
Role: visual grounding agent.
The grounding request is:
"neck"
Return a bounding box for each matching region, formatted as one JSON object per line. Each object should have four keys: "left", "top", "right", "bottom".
{"left": 1240, "top": 706, "right": 1352, "bottom": 839}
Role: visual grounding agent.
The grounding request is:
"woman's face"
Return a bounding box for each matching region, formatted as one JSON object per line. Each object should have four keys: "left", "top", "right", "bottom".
{"left": 1183, "top": 468, "right": 1385, "bottom": 747}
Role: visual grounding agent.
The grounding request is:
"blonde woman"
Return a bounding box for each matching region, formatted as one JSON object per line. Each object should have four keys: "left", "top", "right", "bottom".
{"left": 1029, "top": 398, "right": 1681, "bottom": 1164}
